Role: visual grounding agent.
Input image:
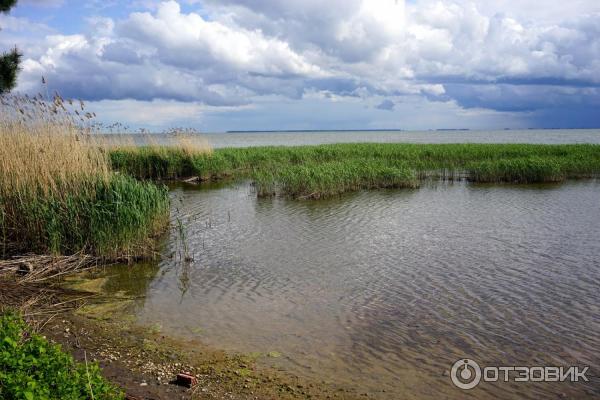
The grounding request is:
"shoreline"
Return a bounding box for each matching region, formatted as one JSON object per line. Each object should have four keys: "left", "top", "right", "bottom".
{"left": 1, "top": 272, "right": 362, "bottom": 400}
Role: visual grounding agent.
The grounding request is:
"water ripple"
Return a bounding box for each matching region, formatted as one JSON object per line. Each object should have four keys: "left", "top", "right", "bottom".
{"left": 125, "top": 180, "right": 600, "bottom": 399}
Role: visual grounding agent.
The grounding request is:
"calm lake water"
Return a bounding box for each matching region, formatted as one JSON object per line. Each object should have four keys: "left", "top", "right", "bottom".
{"left": 99, "top": 128, "right": 600, "bottom": 148}
{"left": 99, "top": 180, "right": 600, "bottom": 399}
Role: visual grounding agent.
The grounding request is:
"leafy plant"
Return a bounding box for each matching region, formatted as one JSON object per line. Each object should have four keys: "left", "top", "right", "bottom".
{"left": 0, "top": 311, "right": 124, "bottom": 400}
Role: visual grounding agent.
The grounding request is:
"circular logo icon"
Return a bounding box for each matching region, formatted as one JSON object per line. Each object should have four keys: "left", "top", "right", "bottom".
{"left": 450, "top": 359, "right": 482, "bottom": 390}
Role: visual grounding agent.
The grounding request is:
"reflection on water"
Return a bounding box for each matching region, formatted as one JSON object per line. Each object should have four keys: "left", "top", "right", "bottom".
{"left": 102, "top": 181, "right": 600, "bottom": 399}
{"left": 99, "top": 262, "right": 161, "bottom": 298}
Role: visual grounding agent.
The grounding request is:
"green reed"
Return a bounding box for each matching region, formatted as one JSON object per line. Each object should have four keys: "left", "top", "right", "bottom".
{"left": 0, "top": 94, "right": 171, "bottom": 258}
{"left": 0, "top": 174, "right": 169, "bottom": 258}
{"left": 110, "top": 143, "right": 600, "bottom": 199}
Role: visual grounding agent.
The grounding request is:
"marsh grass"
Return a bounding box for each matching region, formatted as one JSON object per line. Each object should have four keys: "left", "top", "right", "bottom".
{"left": 107, "top": 132, "right": 212, "bottom": 180}
{"left": 254, "top": 160, "right": 418, "bottom": 199}
{"left": 0, "top": 95, "right": 169, "bottom": 258}
{"left": 466, "top": 157, "right": 565, "bottom": 183}
{"left": 109, "top": 143, "right": 600, "bottom": 198}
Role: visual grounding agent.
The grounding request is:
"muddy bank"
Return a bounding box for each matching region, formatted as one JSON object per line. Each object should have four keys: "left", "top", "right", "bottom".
{"left": 1, "top": 274, "right": 365, "bottom": 400}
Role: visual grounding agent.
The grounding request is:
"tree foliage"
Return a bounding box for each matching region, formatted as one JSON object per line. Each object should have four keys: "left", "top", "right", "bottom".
{"left": 0, "top": 48, "right": 21, "bottom": 93}
{"left": 0, "top": 0, "right": 20, "bottom": 94}
{"left": 0, "top": 0, "right": 18, "bottom": 13}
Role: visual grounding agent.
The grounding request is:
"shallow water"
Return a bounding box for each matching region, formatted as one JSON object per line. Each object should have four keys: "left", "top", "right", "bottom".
{"left": 101, "top": 181, "right": 600, "bottom": 399}
{"left": 97, "top": 128, "right": 600, "bottom": 148}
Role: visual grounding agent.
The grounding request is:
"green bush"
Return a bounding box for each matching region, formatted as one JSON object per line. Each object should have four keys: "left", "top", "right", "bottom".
{"left": 0, "top": 312, "right": 123, "bottom": 400}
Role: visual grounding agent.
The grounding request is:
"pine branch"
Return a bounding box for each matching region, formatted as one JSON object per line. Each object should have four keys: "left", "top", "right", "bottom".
{"left": 0, "top": 0, "right": 17, "bottom": 13}
{"left": 0, "top": 47, "right": 22, "bottom": 93}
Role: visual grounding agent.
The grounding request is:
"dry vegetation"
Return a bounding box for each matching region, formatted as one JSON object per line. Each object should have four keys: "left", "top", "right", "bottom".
{"left": 94, "top": 128, "right": 212, "bottom": 156}
{"left": 0, "top": 120, "right": 110, "bottom": 198}
{"left": 0, "top": 94, "right": 169, "bottom": 258}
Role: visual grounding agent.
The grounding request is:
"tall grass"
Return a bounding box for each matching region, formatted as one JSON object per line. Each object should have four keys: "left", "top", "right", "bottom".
{"left": 0, "top": 121, "right": 109, "bottom": 196}
{"left": 105, "top": 131, "right": 212, "bottom": 180}
{"left": 109, "top": 143, "right": 600, "bottom": 198}
{"left": 253, "top": 160, "right": 418, "bottom": 198}
{"left": 0, "top": 95, "right": 169, "bottom": 257}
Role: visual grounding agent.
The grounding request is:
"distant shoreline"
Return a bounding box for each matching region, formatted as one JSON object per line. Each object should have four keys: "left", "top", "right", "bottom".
{"left": 224, "top": 128, "right": 597, "bottom": 133}
{"left": 226, "top": 129, "right": 475, "bottom": 133}
{"left": 227, "top": 129, "right": 408, "bottom": 133}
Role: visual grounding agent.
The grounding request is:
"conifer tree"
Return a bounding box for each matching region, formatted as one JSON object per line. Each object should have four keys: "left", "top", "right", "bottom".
{"left": 0, "top": 0, "right": 21, "bottom": 93}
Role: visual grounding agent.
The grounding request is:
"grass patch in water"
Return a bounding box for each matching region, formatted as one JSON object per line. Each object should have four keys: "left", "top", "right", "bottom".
{"left": 110, "top": 143, "right": 600, "bottom": 198}
{"left": 466, "top": 157, "right": 565, "bottom": 183}
{"left": 253, "top": 160, "right": 418, "bottom": 198}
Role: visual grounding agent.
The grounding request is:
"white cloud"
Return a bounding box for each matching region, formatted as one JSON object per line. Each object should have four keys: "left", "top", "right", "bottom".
{"left": 5, "top": 0, "right": 600, "bottom": 128}
{"left": 118, "top": 1, "right": 323, "bottom": 77}
{"left": 12, "top": 1, "right": 325, "bottom": 106}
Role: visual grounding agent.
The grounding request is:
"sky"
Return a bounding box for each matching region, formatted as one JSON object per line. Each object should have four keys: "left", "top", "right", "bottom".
{"left": 1, "top": 0, "right": 600, "bottom": 131}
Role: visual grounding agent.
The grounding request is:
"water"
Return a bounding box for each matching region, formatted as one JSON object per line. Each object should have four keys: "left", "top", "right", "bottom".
{"left": 99, "top": 180, "right": 600, "bottom": 399}
{"left": 204, "top": 129, "right": 600, "bottom": 148}
{"left": 98, "top": 129, "right": 600, "bottom": 148}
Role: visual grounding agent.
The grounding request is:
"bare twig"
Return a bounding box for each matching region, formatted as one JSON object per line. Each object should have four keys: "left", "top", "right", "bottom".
{"left": 0, "top": 253, "right": 101, "bottom": 283}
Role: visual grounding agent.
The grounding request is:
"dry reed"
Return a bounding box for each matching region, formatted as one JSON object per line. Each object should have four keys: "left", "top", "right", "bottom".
{"left": 0, "top": 253, "right": 101, "bottom": 283}
{"left": 0, "top": 93, "right": 109, "bottom": 196}
{"left": 0, "top": 93, "right": 170, "bottom": 257}
{"left": 93, "top": 128, "right": 212, "bottom": 155}
{"left": 0, "top": 122, "right": 110, "bottom": 197}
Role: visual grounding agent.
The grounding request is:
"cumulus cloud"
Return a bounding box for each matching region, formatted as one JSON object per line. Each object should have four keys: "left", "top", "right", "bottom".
{"left": 118, "top": 2, "right": 323, "bottom": 77}
{"left": 199, "top": 0, "right": 600, "bottom": 115}
{"left": 5, "top": 0, "right": 600, "bottom": 128}
{"left": 13, "top": 1, "right": 324, "bottom": 105}
{"left": 204, "top": 0, "right": 600, "bottom": 83}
